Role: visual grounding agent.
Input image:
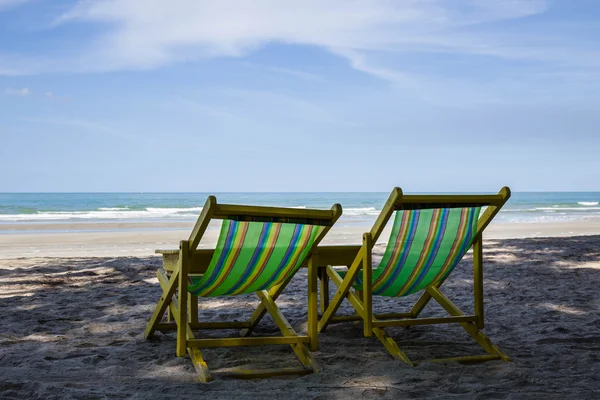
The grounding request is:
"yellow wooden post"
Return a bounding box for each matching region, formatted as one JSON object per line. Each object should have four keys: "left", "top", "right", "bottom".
{"left": 362, "top": 233, "right": 373, "bottom": 337}
{"left": 318, "top": 266, "right": 329, "bottom": 314}
{"left": 176, "top": 240, "right": 189, "bottom": 357}
{"left": 188, "top": 196, "right": 216, "bottom": 251}
{"left": 188, "top": 293, "right": 198, "bottom": 325}
{"left": 473, "top": 233, "right": 484, "bottom": 329}
{"left": 307, "top": 254, "right": 319, "bottom": 351}
{"left": 369, "top": 187, "right": 401, "bottom": 243}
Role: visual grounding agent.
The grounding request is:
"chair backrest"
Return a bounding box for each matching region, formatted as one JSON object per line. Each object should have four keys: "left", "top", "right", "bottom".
{"left": 372, "top": 207, "right": 480, "bottom": 297}
{"left": 365, "top": 187, "right": 510, "bottom": 297}
{"left": 187, "top": 196, "right": 342, "bottom": 297}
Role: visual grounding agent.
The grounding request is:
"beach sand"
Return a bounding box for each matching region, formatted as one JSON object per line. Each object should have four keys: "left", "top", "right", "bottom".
{"left": 1, "top": 233, "right": 600, "bottom": 398}
{"left": 1, "top": 218, "right": 600, "bottom": 258}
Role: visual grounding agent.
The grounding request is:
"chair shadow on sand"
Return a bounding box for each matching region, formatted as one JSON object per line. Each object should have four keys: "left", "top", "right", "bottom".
{"left": 1, "top": 235, "right": 599, "bottom": 397}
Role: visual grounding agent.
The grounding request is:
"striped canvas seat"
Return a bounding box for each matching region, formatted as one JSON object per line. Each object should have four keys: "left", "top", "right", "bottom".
{"left": 318, "top": 187, "right": 511, "bottom": 366}
{"left": 145, "top": 196, "right": 341, "bottom": 382}
{"left": 346, "top": 207, "right": 480, "bottom": 297}
{"left": 189, "top": 220, "right": 323, "bottom": 297}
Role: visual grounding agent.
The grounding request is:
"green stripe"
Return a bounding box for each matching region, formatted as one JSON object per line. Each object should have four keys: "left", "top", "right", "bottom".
{"left": 348, "top": 207, "right": 480, "bottom": 297}
{"left": 189, "top": 221, "right": 321, "bottom": 297}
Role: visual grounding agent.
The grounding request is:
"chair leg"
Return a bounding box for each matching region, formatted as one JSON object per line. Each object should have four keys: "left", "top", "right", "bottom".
{"left": 188, "top": 293, "right": 199, "bottom": 325}
{"left": 239, "top": 275, "right": 293, "bottom": 337}
{"left": 426, "top": 286, "right": 510, "bottom": 361}
{"left": 318, "top": 257, "right": 364, "bottom": 332}
{"left": 372, "top": 327, "right": 414, "bottom": 366}
{"left": 307, "top": 256, "right": 319, "bottom": 351}
{"left": 321, "top": 267, "right": 509, "bottom": 365}
{"left": 187, "top": 333, "right": 213, "bottom": 382}
{"left": 256, "top": 290, "right": 319, "bottom": 372}
{"left": 144, "top": 268, "right": 179, "bottom": 339}
{"left": 318, "top": 266, "right": 329, "bottom": 315}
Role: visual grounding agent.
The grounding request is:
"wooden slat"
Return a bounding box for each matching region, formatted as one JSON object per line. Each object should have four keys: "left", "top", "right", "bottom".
{"left": 416, "top": 354, "right": 500, "bottom": 365}
{"left": 188, "top": 196, "right": 216, "bottom": 251}
{"left": 215, "top": 367, "right": 313, "bottom": 379}
{"left": 369, "top": 187, "right": 401, "bottom": 243}
{"left": 157, "top": 321, "right": 253, "bottom": 331}
{"left": 395, "top": 194, "right": 506, "bottom": 208}
{"left": 213, "top": 204, "right": 338, "bottom": 225}
{"left": 188, "top": 336, "right": 310, "bottom": 348}
{"left": 362, "top": 233, "right": 373, "bottom": 337}
{"left": 373, "top": 315, "right": 477, "bottom": 328}
{"left": 307, "top": 255, "right": 318, "bottom": 351}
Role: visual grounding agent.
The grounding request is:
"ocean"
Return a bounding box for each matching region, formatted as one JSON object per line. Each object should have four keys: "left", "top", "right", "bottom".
{"left": 1, "top": 192, "right": 599, "bottom": 233}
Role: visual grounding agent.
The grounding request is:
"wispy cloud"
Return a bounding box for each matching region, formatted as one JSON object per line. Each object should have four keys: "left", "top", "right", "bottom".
{"left": 4, "top": 87, "right": 30, "bottom": 96}
{"left": 173, "top": 96, "right": 233, "bottom": 118}
{"left": 52, "top": 1, "right": 549, "bottom": 70}
{"left": 22, "top": 117, "right": 135, "bottom": 140}
{"left": 1, "top": 1, "right": 553, "bottom": 74}
{"left": 2, "top": 0, "right": 599, "bottom": 107}
{"left": 0, "top": 0, "right": 30, "bottom": 11}
{"left": 241, "top": 62, "right": 321, "bottom": 81}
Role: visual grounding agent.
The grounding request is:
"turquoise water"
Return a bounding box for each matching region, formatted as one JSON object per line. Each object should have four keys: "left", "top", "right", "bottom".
{"left": 0, "top": 192, "right": 599, "bottom": 230}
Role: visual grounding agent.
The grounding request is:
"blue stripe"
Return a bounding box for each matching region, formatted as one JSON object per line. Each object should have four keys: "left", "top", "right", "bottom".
{"left": 261, "top": 224, "right": 303, "bottom": 289}
{"left": 189, "top": 220, "right": 238, "bottom": 295}
{"left": 222, "top": 223, "right": 272, "bottom": 295}
{"left": 403, "top": 208, "right": 450, "bottom": 294}
{"left": 439, "top": 208, "right": 477, "bottom": 282}
{"left": 374, "top": 210, "right": 420, "bottom": 295}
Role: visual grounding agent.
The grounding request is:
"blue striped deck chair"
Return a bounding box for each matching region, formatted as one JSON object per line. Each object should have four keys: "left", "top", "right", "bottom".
{"left": 145, "top": 196, "right": 342, "bottom": 382}
{"left": 318, "top": 187, "right": 511, "bottom": 366}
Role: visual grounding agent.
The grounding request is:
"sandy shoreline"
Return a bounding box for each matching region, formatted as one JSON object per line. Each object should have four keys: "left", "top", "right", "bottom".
{"left": 1, "top": 219, "right": 599, "bottom": 258}
{"left": 1, "top": 236, "right": 599, "bottom": 398}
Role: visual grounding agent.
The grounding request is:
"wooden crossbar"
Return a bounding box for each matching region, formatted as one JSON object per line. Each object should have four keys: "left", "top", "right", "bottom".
{"left": 395, "top": 189, "right": 510, "bottom": 208}
{"left": 188, "top": 336, "right": 310, "bottom": 348}
{"left": 214, "top": 367, "right": 314, "bottom": 379}
{"left": 157, "top": 321, "right": 253, "bottom": 331}
{"left": 416, "top": 354, "right": 501, "bottom": 365}
{"left": 328, "top": 312, "right": 413, "bottom": 323}
{"left": 213, "top": 204, "right": 340, "bottom": 226}
{"left": 373, "top": 315, "right": 477, "bottom": 328}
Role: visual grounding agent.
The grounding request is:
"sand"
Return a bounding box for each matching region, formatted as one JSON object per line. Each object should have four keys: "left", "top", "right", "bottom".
{"left": 1, "top": 235, "right": 600, "bottom": 399}
{"left": 1, "top": 218, "right": 600, "bottom": 258}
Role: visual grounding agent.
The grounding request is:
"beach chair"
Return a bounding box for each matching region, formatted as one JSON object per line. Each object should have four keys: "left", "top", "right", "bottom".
{"left": 318, "top": 187, "right": 511, "bottom": 365}
{"left": 144, "top": 196, "right": 341, "bottom": 382}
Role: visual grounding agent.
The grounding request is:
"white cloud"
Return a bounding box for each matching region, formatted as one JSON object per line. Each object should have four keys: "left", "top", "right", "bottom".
{"left": 48, "top": 0, "right": 549, "bottom": 73}
{"left": 0, "top": 0, "right": 29, "bottom": 10}
{"left": 4, "top": 87, "right": 30, "bottom": 96}
{"left": 4, "top": 0, "right": 598, "bottom": 107}
{"left": 241, "top": 62, "right": 321, "bottom": 81}
{"left": 23, "top": 117, "right": 135, "bottom": 140}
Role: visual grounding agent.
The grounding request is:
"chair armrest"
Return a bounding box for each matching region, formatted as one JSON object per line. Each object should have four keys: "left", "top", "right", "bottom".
{"left": 155, "top": 249, "right": 180, "bottom": 272}
{"left": 155, "top": 249, "right": 179, "bottom": 255}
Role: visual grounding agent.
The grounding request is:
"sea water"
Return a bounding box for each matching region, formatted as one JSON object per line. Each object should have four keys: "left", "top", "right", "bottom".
{"left": 0, "top": 192, "right": 599, "bottom": 232}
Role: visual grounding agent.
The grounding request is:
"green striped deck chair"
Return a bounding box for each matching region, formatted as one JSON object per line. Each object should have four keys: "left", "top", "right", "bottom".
{"left": 318, "top": 187, "right": 511, "bottom": 366}
{"left": 144, "top": 196, "right": 342, "bottom": 382}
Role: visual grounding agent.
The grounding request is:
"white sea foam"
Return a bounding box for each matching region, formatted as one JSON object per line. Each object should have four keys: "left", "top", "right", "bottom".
{"left": 578, "top": 201, "right": 599, "bottom": 206}
{"left": 343, "top": 207, "right": 381, "bottom": 216}
{"left": 98, "top": 207, "right": 130, "bottom": 211}
{"left": 536, "top": 207, "right": 600, "bottom": 211}
{"left": 0, "top": 207, "right": 203, "bottom": 222}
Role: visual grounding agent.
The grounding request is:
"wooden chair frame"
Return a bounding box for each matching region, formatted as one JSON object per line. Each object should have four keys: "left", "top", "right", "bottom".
{"left": 144, "top": 196, "right": 342, "bottom": 382}
{"left": 318, "top": 187, "right": 511, "bottom": 365}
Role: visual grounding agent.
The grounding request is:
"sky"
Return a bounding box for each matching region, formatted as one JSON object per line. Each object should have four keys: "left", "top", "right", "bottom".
{"left": 0, "top": 0, "right": 599, "bottom": 192}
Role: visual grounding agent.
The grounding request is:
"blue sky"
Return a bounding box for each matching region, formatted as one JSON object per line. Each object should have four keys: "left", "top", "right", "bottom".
{"left": 1, "top": 0, "right": 599, "bottom": 192}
